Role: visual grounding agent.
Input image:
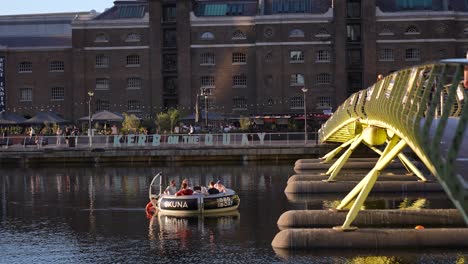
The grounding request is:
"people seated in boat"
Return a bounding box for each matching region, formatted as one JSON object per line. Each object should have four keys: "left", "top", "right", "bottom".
{"left": 193, "top": 186, "right": 204, "bottom": 195}
{"left": 215, "top": 180, "right": 226, "bottom": 193}
{"left": 207, "top": 181, "right": 220, "bottom": 195}
{"left": 176, "top": 182, "right": 194, "bottom": 196}
{"left": 181, "top": 178, "right": 193, "bottom": 190}
{"left": 164, "top": 179, "right": 177, "bottom": 195}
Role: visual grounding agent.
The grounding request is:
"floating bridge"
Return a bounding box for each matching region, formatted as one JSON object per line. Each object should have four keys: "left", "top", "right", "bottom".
{"left": 318, "top": 59, "right": 468, "bottom": 230}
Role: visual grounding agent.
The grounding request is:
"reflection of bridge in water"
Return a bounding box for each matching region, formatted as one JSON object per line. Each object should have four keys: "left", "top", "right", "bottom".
{"left": 318, "top": 59, "right": 468, "bottom": 229}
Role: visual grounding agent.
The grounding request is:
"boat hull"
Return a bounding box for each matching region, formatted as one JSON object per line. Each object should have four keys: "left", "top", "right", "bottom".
{"left": 154, "top": 192, "right": 240, "bottom": 216}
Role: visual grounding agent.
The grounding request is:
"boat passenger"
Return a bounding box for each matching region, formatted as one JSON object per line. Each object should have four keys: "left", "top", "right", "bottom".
{"left": 176, "top": 183, "right": 194, "bottom": 196}
{"left": 181, "top": 178, "right": 193, "bottom": 190}
{"left": 215, "top": 180, "right": 226, "bottom": 193}
{"left": 164, "top": 179, "right": 177, "bottom": 195}
{"left": 193, "top": 186, "right": 203, "bottom": 195}
{"left": 207, "top": 181, "right": 220, "bottom": 195}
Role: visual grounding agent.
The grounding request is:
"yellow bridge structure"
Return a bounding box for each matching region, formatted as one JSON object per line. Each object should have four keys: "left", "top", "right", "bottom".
{"left": 319, "top": 59, "right": 468, "bottom": 230}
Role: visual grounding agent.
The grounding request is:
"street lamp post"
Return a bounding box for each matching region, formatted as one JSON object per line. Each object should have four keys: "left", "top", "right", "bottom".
{"left": 201, "top": 88, "right": 208, "bottom": 129}
{"left": 301, "top": 87, "right": 308, "bottom": 144}
{"left": 88, "top": 91, "right": 94, "bottom": 146}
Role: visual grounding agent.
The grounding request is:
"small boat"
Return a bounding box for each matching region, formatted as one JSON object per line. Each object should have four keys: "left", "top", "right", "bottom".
{"left": 148, "top": 173, "right": 240, "bottom": 217}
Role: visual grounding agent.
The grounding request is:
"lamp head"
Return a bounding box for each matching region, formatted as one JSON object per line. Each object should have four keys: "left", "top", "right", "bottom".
{"left": 301, "top": 87, "right": 308, "bottom": 93}
{"left": 88, "top": 91, "right": 94, "bottom": 97}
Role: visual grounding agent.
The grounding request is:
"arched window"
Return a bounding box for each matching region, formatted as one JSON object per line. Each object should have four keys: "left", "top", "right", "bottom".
{"left": 264, "top": 52, "right": 273, "bottom": 63}
{"left": 289, "top": 29, "right": 304, "bottom": 38}
{"left": 94, "top": 33, "right": 109, "bottom": 42}
{"left": 125, "top": 33, "right": 141, "bottom": 42}
{"left": 315, "top": 28, "right": 330, "bottom": 37}
{"left": 405, "top": 25, "right": 420, "bottom": 35}
{"left": 232, "top": 30, "right": 246, "bottom": 40}
{"left": 200, "top": 32, "right": 215, "bottom": 40}
{"left": 379, "top": 25, "right": 394, "bottom": 36}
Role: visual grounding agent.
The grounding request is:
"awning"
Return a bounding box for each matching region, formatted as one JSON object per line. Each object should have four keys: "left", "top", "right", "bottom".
{"left": 0, "top": 112, "right": 26, "bottom": 125}
{"left": 79, "top": 110, "right": 124, "bottom": 122}
{"left": 23, "top": 111, "right": 69, "bottom": 124}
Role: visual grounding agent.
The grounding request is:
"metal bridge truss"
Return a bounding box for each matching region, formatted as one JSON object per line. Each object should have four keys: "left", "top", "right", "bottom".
{"left": 318, "top": 60, "right": 468, "bottom": 230}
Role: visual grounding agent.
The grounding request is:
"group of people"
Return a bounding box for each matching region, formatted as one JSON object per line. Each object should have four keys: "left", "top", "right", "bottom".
{"left": 164, "top": 179, "right": 226, "bottom": 196}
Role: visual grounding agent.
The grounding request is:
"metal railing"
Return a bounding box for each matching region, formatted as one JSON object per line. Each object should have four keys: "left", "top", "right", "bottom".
{"left": 0, "top": 132, "right": 318, "bottom": 150}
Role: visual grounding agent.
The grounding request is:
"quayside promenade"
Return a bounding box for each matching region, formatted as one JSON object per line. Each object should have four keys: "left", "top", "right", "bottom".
{"left": 0, "top": 132, "right": 335, "bottom": 165}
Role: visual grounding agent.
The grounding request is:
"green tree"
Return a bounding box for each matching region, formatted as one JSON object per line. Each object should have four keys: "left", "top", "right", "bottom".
{"left": 239, "top": 117, "right": 250, "bottom": 131}
{"left": 168, "top": 108, "right": 180, "bottom": 133}
{"left": 156, "top": 112, "right": 170, "bottom": 133}
{"left": 121, "top": 113, "right": 141, "bottom": 134}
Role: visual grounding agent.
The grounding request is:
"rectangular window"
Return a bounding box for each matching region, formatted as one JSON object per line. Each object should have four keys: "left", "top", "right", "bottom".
{"left": 405, "top": 48, "right": 420, "bottom": 61}
{"left": 96, "top": 78, "right": 110, "bottom": 90}
{"left": 127, "top": 100, "right": 141, "bottom": 112}
{"left": 95, "top": 55, "right": 109, "bottom": 68}
{"left": 232, "top": 52, "right": 246, "bottom": 64}
{"left": 96, "top": 99, "right": 110, "bottom": 111}
{"left": 18, "top": 62, "right": 32, "bottom": 73}
{"left": 233, "top": 75, "right": 247, "bottom": 88}
{"left": 347, "top": 49, "right": 362, "bottom": 67}
{"left": 127, "top": 77, "right": 142, "bottom": 89}
{"left": 200, "top": 53, "right": 215, "bottom": 65}
{"left": 347, "top": 0, "right": 361, "bottom": 18}
{"left": 289, "top": 96, "right": 303, "bottom": 109}
{"left": 290, "top": 74, "right": 305, "bottom": 86}
{"left": 290, "top": 51, "right": 304, "bottom": 63}
{"left": 163, "top": 54, "right": 177, "bottom": 71}
{"left": 316, "top": 50, "right": 331, "bottom": 62}
{"left": 20, "top": 88, "right": 32, "bottom": 102}
{"left": 126, "top": 55, "right": 140, "bottom": 67}
{"left": 163, "top": 6, "right": 176, "bottom": 22}
{"left": 317, "top": 96, "right": 331, "bottom": 109}
{"left": 163, "top": 29, "right": 177, "bottom": 47}
{"left": 347, "top": 72, "right": 362, "bottom": 95}
{"left": 163, "top": 77, "right": 178, "bottom": 96}
{"left": 233, "top": 97, "right": 247, "bottom": 110}
{"left": 201, "top": 96, "right": 216, "bottom": 110}
{"left": 379, "top": 48, "right": 394, "bottom": 61}
{"left": 50, "top": 87, "right": 65, "bottom": 101}
{"left": 346, "top": 24, "right": 361, "bottom": 42}
{"left": 49, "top": 61, "right": 64, "bottom": 72}
{"left": 201, "top": 76, "right": 215, "bottom": 87}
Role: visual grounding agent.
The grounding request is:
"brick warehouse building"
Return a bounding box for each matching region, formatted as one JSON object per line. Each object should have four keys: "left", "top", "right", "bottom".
{"left": 1, "top": 0, "right": 468, "bottom": 122}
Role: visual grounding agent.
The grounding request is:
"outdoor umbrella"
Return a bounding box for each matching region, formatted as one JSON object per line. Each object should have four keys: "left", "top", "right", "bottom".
{"left": 79, "top": 110, "right": 124, "bottom": 122}
{"left": 22, "top": 111, "right": 69, "bottom": 124}
{"left": 0, "top": 112, "right": 26, "bottom": 125}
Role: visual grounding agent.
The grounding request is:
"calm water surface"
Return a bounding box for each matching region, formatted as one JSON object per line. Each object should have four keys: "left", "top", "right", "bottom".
{"left": 0, "top": 162, "right": 466, "bottom": 263}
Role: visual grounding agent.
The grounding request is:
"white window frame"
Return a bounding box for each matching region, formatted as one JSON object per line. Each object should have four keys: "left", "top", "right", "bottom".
{"left": 127, "top": 77, "right": 142, "bottom": 90}
{"left": 127, "top": 100, "right": 141, "bottom": 112}
{"left": 50, "top": 87, "right": 65, "bottom": 101}
{"left": 125, "top": 33, "right": 141, "bottom": 42}
{"left": 200, "top": 53, "right": 215, "bottom": 65}
{"left": 232, "top": 74, "right": 247, "bottom": 88}
{"left": 317, "top": 96, "right": 331, "bottom": 109}
{"left": 96, "top": 99, "right": 110, "bottom": 111}
{"left": 379, "top": 48, "right": 394, "bottom": 62}
{"left": 94, "top": 33, "right": 109, "bottom": 43}
{"left": 232, "top": 30, "right": 246, "bottom": 40}
{"left": 289, "top": 50, "right": 304, "bottom": 63}
{"left": 232, "top": 52, "right": 246, "bottom": 64}
{"left": 290, "top": 73, "right": 305, "bottom": 86}
{"left": 289, "top": 29, "right": 305, "bottom": 38}
{"left": 126, "top": 55, "right": 140, "bottom": 67}
{"left": 289, "top": 96, "right": 303, "bottom": 109}
{"left": 316, "top": 50, "right": 331, "bottom": 62}
{"left": 316, "top": 73, "right": 331, "bottom": 84}
{"left": 20, "top": 88, "right": 33, "bottom": 102}
{"left": 404, "top": 25, "right": 420, "bottom": 35}
{"left": 232, "top": 97, "right": 247, "bottom": 110}
{"left": 201, "top": 32, "right": 215, "bottom": 40}
{"left": 18, "top": 62, "right": 32, "bottom": 73}
{"left": 96, "top": 78, "right": 110, "bottom": 90}
{"left": 201, "top": 76, "right": 215, "bottom": 88}
{"left": 95, "top": 55, "right": 110, "bottom": 68}
{"left": 49, "top": 61, "right": 64, "bottom": 72}
{"left": 405, "top": 48, "right": 420, "bottom": 61}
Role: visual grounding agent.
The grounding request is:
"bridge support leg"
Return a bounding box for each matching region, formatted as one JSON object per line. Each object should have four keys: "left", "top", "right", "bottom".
{"left": 325, "top": 134, "right": 363, "bottom": 182}
{"left": 334, "top": 135, "right": 407, "bottom": 231}
{"left": 320, "top": 138, "right": 354, "bottom": 163}
{"left": 364, "top": 142, "right": 427, "bottom": 182}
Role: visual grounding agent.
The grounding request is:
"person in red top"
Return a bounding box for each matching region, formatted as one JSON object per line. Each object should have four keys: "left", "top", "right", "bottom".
{"left": 176, "top": 182, "right": 193, "bottom": 196}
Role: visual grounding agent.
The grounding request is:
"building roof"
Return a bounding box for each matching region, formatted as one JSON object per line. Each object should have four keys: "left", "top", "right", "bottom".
{"left": 94, "top": 0, "right": 148, "bottom": 20}
{"left": 0, "top": 36, "right": 71, "bottom": 49}
{"left": 376, "top": 0, "right": 468, "bottom": 12}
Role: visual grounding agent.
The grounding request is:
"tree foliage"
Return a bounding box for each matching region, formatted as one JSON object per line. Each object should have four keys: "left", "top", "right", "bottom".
{"left": 121, "top": 113, "right": 141, "bottom": 134}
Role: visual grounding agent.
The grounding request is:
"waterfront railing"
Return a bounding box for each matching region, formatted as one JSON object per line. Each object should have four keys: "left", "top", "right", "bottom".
{"left": 0, "top": 132, "right": 317, "bottom": 150}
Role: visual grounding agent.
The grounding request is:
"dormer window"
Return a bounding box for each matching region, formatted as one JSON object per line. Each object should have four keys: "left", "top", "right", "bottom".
{"left": 289, "top": 29, "right": 304, "bottom": 38}
{"left": 94, "top": 33, "right": 109, "bottom": 43}
{"left": 200, "top": 32, "right": 215, "bottom": 40}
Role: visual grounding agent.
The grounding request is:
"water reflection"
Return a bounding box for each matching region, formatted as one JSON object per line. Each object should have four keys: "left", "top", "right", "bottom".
{"left": 0, "top": 163, "right": 465, "bottom": 263}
